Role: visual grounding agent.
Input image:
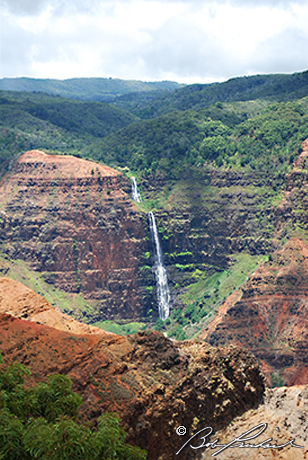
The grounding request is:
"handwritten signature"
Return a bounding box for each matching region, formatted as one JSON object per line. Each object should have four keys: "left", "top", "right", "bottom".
{"left": 176, "top": 423, "right": 304, "bottom": 456}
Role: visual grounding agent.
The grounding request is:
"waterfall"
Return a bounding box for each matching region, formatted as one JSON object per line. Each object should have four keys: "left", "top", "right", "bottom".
{"left": 131, "top": 177, "right": 170, "bottom": 320}
{"left": 148, "top": 211, "right": 170, "bottom": 320}
{"left": 131, "top": 176, "right": 142, "bottom": 202}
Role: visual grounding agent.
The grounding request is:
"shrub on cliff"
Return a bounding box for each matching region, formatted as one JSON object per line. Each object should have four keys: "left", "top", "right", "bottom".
{"left": 0, "top": 354, "right": 146, "bottom": 460}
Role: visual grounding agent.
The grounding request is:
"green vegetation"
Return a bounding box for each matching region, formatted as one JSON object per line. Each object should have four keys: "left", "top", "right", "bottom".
{"left": 112, "top": 70, "right": 308, "bottom": 118}
{"left": 271, "top": 372, "right": 284, "bottom": 388}
{"left": 164, "top": 253, "right": 268, "bottom": 340}
{"left": 2, "top": 74, "right": 308, "bottom": 185}
{"left": 0, "top": 354, "right": 146, "bottom": 460}
{"left": 0, "top": 256, "right": 97, "bottom": 321}
{"left": 89, "top": 321, "right": 145, "bottom": 335}
{"left": 1, "top": 70, "right": 308, "bottom": 341}
{"left": 0, "top": 90, "right": 138, "bottom": 174}
{"left": 87, "top": 101, "right": 308, "bottom": 181}
{"left": 180, "top": 253, "right": 267, "bottom": 305}
{"left": 0, "top": 77, "right": 183, "bottom": 101}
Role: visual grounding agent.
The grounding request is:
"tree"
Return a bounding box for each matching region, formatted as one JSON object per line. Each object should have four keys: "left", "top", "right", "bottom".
{"left": 0, "top": 354, "right": 146, "bottom": 460}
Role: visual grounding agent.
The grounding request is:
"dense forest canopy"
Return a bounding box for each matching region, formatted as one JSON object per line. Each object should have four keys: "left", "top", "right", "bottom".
{"left": 1, "top": 69, "right": 308, "bottom": 184}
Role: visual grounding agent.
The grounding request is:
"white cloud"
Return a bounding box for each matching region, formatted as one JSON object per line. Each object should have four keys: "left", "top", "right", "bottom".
{"left": 0, "top": 0, "right": 307, "bottom": 82}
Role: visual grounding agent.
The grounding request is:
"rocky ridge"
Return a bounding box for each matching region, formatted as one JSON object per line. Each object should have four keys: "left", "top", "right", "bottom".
{"left": 199, "top": 237, "right": 308, "bottom": 387}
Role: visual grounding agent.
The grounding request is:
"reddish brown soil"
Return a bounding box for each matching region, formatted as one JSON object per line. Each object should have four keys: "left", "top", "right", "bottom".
{"left": 15, "top": 149, "right": 119, "bottom": 178}
{"left": 0, "top": 277, "right": 105, "bottom": 334}
{"left": 0, "top": 300, "right": 265, "bottom": 460}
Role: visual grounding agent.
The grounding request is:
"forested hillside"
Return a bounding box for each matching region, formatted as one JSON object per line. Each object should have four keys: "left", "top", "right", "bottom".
{"left": 0, "top": 77, "right": 183, "bottom": 101}
{"left": 86, "top": 100, "right": 308, "bottom": 180}
{"left": 111, "top": 70, "right": 308, "bottom": 118}
{"left": 0, "top": 91, "right": 138, "bottom": 175}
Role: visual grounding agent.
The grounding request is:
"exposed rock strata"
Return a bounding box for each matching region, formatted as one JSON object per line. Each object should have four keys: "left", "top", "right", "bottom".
{"left": 0, "top": 150, "right": 152, "bottom": 321}
{"left": 0, "top": 312, "right": 265, "bottom": 460}
{"left": 275, "top": 137, "right": 308, "bottom": 233}
{"left": 200, "top": 238, "right": 308, "bottom": 387}
{"left": 139, "top": 167, "right": 279, "bottom": 303}
{"left": 141, "top": 169, "right": 277, "bottom": 260}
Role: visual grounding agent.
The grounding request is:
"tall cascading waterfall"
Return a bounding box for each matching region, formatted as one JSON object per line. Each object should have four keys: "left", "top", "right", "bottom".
{"left": 131, "top": 176, "right": 142, "bottom": 202}
{"left": 148, "top": 211, "right": 170, "bottom": 320}
{"left": 131, "top": 177, "right": 170, "bottom": 320}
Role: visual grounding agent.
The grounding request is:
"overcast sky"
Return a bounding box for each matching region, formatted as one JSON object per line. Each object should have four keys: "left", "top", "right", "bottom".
{"left": 0, "top": 0, "right": 307, "bottom": 84}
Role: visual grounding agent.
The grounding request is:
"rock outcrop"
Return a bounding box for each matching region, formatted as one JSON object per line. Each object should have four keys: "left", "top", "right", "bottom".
{"left": 0, "top": 150, "right": 152, "bottom": 321}
{"left": 200, "top": 238, "right": 308, "bottom": 387}
{"left": 0, "top": 308, "right": 265, "bottom": 460}
{"left": 200, "top": 385, "right": 308, "bottom": 460}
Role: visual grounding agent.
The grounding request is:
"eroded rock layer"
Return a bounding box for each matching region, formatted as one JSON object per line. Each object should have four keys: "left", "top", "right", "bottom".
{"left": 201, "top": 385, "right": 308, "bottom": 460}
{"left": 0, "top": 150, "right": 150, "bottom": 321}
{"left": 0, "top": 277, "right": 106, "bottom": 334}
{"left": 200, "top": 238, "right": 308, "bottom": 386}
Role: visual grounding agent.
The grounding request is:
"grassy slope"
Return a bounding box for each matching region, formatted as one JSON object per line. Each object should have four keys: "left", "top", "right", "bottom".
{"left": 164, "top": 253, "right": 268, "bottom": 340}
{"left": 0, "top": 256, "right": 145, "bottom": 335}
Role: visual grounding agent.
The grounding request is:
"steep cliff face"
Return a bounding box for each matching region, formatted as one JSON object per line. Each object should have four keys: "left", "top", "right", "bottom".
{"left": 0, "top": 150, "right": 152, "bottom": 321}
{"left": 0, "top": 309, "right": 265, "bottom": 460}
{"left": 275, "top": 137, "right": 308, "bottom": 233}
{"left": 143, "top": 168, "right": 276, "bottom": 260}
{"left": 0, "top": 147, "right": 289, "bottom": 326}
{"left": 198, "top": 140, "right": 308, "bottom": 387}
{"left": 200, "top": 238, "right": 308, "bottom": 386}
{"left": 138, "top": 167, "right": 279, "bottom": 313}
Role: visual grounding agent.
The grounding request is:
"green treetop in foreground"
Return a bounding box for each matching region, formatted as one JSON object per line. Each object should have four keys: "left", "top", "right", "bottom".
{"left": 0, "top": 354, "right": 146, "bottom": 460}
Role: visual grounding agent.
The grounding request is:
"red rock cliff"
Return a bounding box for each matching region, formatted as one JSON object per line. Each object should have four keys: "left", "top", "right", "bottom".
{"left": 200, "top": 238, "right": 308, "bottom": 386}
{"left": 0, "top": 150, "right": 149, "bottom": 321}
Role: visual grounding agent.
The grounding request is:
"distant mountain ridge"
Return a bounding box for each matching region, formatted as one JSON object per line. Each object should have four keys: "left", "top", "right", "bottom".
{"left": 111, "top": 69, "right": 308, "bottom": 118}
{"left": 0, "top": 77, "right": 184, "bottom": 101}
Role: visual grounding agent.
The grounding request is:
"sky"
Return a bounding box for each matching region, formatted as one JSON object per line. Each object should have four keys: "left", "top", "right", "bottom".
{"left": 0, "top": 0, "right": 307, "bottom": 84}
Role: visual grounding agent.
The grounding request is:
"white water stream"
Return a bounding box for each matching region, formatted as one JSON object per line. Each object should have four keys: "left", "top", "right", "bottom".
{"left": 131, "top": 176, "right": 142, "bottom": 202}
{"left": 131, "top": 177, "right": 170, "bottom": 320}
{"left": 148, "top": 211, "right": 170, "bottom": 320}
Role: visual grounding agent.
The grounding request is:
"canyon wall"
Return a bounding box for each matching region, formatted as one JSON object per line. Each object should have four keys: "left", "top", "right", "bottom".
{"left": 0, "top": 150, "right": 153, "bottom": 321}
{"left": 200, "top": 238, "right": 308, "bottom": 386}
{"left": 199, "top": 140, "right": 308, "bottom": 387}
